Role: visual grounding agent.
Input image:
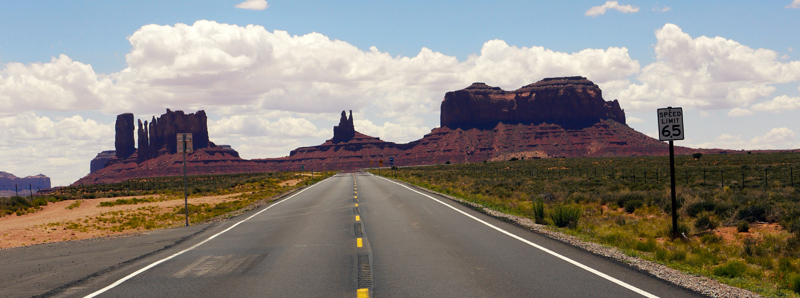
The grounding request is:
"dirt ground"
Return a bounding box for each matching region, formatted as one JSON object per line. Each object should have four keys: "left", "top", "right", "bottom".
{"left": 0, "top": 193, "right": 244, "bottom": 249}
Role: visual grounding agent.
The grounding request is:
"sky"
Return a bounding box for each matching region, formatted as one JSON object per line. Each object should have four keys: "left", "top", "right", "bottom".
{"left": 1, "top": 0, "right": 799, "bottom": 187}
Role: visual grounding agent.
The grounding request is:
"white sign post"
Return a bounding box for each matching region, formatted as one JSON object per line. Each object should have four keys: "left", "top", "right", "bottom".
{"left": 657, "top": 107, "right": 683, "bottom": 239}
{"left": 177, "top": 133, "right": 192, "bottom": 226}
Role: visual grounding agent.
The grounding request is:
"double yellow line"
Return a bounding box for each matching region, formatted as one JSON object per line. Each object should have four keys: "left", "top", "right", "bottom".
{"left": 354, "top": 176, "right": 369, "bottom": 298}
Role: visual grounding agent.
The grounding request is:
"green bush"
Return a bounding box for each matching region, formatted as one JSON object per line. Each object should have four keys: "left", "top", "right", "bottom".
{"left": 532, "top": 198, "right": 546, "bottom": 224}
{"left": 550, "top": 204, "right": 581, "bottom": 228}
{"left": 694, "top": 214, "right": 718, "bottom": 232}
{"left": 736, "top": 204, "right": 770, "bottom": 222}
{"left": 737, "top": 221, "right": 750, "bottom": 233}
{"left": 687, "top": 201, "right": 716, "bottom": 217}
{"left": 791, "top": 274, "right": 800, "bottom": 294}
{"left": 713, "top": 260, "right": 748, "bottom": 278}
{"left": 624, "top": 200, "right": 643, "bottom": 213}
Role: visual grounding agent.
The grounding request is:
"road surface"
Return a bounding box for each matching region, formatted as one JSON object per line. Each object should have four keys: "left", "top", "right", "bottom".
{"left": 2, "top": 172, "right": 703, "bottom": 297}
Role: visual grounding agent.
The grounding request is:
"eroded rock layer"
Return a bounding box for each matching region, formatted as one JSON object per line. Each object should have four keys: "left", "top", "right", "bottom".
{"left": 441, "top": 77, "right": 625, "bottom": 129}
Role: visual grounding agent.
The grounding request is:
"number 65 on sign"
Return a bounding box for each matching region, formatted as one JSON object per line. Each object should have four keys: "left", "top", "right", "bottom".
{"left": 657, "top": 107, "right": 684, "bottom": 141}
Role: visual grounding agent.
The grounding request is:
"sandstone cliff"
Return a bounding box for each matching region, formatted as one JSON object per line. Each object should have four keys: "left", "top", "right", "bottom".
{"left": 90, "top": 109, "right": 224, "bottom": 174}
{"left": 441, "top": 77, "right": 625, "bottom": 129}
{"left": 114, "top": 113, "right": 136, "bottom": 159}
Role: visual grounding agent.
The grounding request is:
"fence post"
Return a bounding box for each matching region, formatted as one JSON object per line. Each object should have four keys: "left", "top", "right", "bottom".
{"left": 721, "top": 170, "right": 724, "bottom": 188}
{"left": 742, "top": 167, "right": 745, "bottom": 189}
{"left": 685, "top": 169, "right": 689, "bottom": 185}
{"left": 764, "top": 168, "right": 768, "bottom": 189}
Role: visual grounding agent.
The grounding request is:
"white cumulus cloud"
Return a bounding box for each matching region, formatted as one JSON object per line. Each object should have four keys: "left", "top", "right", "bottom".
{"left": 0, "top": 113, "right": 113, "bottom": 186}
{"left": 788, "top": 0, "right": 800, "bottom": 9}
{"left": 235, "top": 0, "right": 268, "bottom": 11}
{"left": 751, "top": 95, "right": 800, "bottom": 113}
{"left": 727, "top": 108, "right": 752, "bottom": 116}
{"left": 692, "top": 127, "right": 796, "bottom": 150}
{"left": 611, "top": 24, "right": 800, "bottom": 112}
{"left": 586, "top": 1, "right": 639, "bottom": 16}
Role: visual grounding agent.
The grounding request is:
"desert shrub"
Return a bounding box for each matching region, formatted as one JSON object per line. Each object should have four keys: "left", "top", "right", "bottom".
{"left": 550, "top": 204, "right": 581, "bottom": 228}
{"left": 791, "top": 274, "right": 800, "bottom": 294}
{"left": 624, "top": 200, "right": 643, "bottom": 213}
{"left": 635, "top": 239, "right": 657, "bottom": 252}
{"left": 687, "top": 201, "right": 716, "bottom": 218}
{"left": 742, "top": 238, "right": 765, "bottom": 257}
{"left": 789, "top": 218, "right": 800, "bottom": 235}
{"left": 694, "top": 214, "right": 718, "bottom": 232}
{"left": 532, "top": 198, "right": 546, "bottom": 224}
{"left": 693, "top": 152, "right": 703, "bottom": 159}
{"left": 31, "top": 197, "right": 48, "bottom": 208}
{"left": 737, "top": 221, "right": 750, "bottom": 233}
{"left": 779, "top": 257, "right": 797, "bottom": 274}
{"left": 700, "top": 233, "right": 723, "bottom": 244}
{"left": 713, "top": 260, "right": 748, "bottom": 278}
{"left": 736, "top": 204, "right": 770, "bottom": 222}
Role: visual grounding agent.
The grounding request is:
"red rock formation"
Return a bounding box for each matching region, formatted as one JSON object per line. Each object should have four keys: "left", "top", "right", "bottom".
{"left": 331, "top": 110, "right": 355, "bottom": 143}
{"left": 77, "top": 77, "right": 735, "bottom": 185}
{"left": 441, "top": 77, "right": 625, "bottom": 129}
{"left": 91, "top": 109, "right": 218, "bottom": 174}
{"left": 90, "top": 151, "right": 116, "bottom": 174}
{"left": 114, "top": 113, "right": 136, "bottom": 159}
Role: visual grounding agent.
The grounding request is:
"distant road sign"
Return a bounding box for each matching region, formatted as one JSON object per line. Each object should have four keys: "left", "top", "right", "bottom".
{"left": 389, "top": 157, "right": 394, "bottom": 166}
{"left": 657, "top": 107, "right": 684, "bottom": 141}
{"left": 177, "top": 133, "right": 193, "bottom": 153}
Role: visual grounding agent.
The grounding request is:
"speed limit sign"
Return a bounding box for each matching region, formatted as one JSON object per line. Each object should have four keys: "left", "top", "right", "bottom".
{"left": 657, "top": 107, "right": 684, "bottom": 141}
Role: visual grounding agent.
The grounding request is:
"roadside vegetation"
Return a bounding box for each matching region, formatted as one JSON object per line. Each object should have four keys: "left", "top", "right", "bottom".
{"left": 372, "top": 152, "right": 800, "bottom": 297}
{"left": 1, "top": 171, "right": 332, "bottom": 223}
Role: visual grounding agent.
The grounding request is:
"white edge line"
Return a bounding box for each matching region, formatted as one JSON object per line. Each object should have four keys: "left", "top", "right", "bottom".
{"left": 84, "top": 176, "right": 333, "bottom": 298}
{"left": 376, "top": 175, "right": 659, "bottom": 298}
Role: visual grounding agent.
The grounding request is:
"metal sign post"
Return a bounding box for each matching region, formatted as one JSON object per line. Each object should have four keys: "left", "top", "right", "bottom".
{"left": 177, "top": 133, "right": 193, "bottom": 227}
{"left": 657, "top": 107, "right": 684, "bottom": 239}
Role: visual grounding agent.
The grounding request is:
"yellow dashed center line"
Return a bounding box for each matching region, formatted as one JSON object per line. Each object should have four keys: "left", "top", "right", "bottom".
{"left": 355, "top": 203, "right": 358, "bottom": 207}
{"left": 357, "top": 288, "right": 369, "bottom": 298}
{"left": 355, "top": 215, "right": 360, "bottom": 221}
{"left": 354, "top": 195, "right": 358, "bottom": 199}
{"left": 357, "top": 237, "right": 363, "bottom": 248}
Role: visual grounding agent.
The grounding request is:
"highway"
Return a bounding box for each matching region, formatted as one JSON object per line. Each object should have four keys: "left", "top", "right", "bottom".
{"left": 2, "top": 172, "right": 703, "bottom": 297}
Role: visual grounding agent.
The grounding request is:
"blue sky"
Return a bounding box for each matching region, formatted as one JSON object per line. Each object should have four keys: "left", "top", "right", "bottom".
{"left": 1, "top": 0, "right": 799, "bottom": 186}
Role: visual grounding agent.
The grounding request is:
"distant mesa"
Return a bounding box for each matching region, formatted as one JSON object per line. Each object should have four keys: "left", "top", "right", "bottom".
{"left": 77, "top": 76, "right": 722, "bottom": 185}
{"left": 0, "top": 171, "right": 51, "bottom": 196}
{"left": 441, "top": 76, "right": 625, "bottom": 129}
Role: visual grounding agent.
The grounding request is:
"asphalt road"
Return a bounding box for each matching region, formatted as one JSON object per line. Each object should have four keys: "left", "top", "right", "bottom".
{"left": 2, "top": 172, "right": 704, "bottom": 297}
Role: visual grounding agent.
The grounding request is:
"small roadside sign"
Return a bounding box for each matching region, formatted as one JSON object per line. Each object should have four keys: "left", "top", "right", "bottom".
{"left": 379, "top": 160, "right": 383, "bottom": 167}
{"left": 177, "top": 133, "right": 193, "bottom": 153}
{"left": 657, "top": 107, "right": 684, "bottom": 141}
{"left": 656, "top": 107, "right": 684, "bottom": 239}
{"left": 389, "top": 157, "right": 394, "bottom": 166}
